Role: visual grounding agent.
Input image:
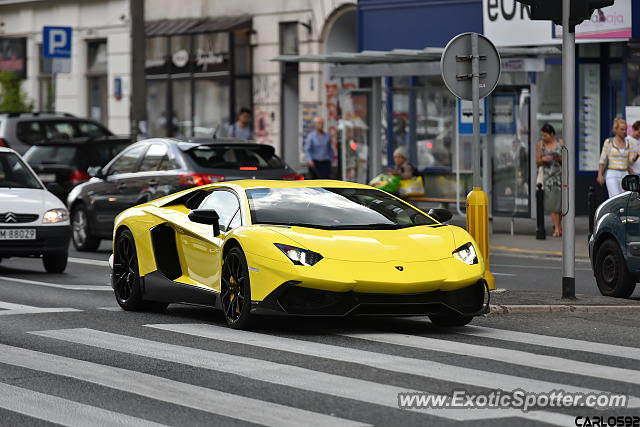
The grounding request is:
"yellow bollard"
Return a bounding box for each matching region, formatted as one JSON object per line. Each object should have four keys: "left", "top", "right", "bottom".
{"left": 466, "top": 187, "right": 495, "bottom": 290}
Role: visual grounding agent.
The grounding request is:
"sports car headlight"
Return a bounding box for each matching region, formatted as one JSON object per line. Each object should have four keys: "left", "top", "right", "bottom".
{"left": 274, "top": 243, "right": 323, "bottom": 266}
{"left": 42, "top": 208, "right": 69, "bottom": 224}
{"left": 452, "top": 242, "right": 478, "bottom": 265}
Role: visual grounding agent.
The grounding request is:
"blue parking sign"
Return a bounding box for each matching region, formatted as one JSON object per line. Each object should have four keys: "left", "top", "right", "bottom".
{"left": 43, "top": 26, "right": 72, "bottom": 58}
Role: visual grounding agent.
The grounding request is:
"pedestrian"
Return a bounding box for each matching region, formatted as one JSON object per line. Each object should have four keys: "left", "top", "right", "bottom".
{"left": 627, "top": 120, "right": 640, "bottom": 175}
{"left": 597, "top": 118, "right": 630, "bottom": 198}
{"left": 228, "top": 107, "right": 254, "bottom": 140}
{"left": 536, "top": 123, "right": 563, "bottom": 237}
{"left": 304, "top": 116, "right": 334, "bottom": 179}
{"left": 388, "top": 146, "right": 414, "bottom": 179}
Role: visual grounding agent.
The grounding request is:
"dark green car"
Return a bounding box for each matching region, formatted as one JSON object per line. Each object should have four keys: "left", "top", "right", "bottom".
{"left": 589, "top": 175, "right": 640, "bottom": 298}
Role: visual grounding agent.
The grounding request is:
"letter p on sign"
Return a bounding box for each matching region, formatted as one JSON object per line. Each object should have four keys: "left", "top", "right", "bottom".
{"left": 43, "top": 26, "right": 72, "bottom": 58}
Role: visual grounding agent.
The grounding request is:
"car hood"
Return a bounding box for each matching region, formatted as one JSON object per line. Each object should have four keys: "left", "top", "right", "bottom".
{"left": 266, "top": 225, "right": 455, "bottom": 262}
{"left": 0, "top": 187, "right": 64, "bottom": 214}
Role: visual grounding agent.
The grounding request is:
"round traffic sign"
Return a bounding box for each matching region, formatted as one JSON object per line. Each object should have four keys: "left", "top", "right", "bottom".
{"left": 440, "top": 33, "right": 501, "bottom": 101}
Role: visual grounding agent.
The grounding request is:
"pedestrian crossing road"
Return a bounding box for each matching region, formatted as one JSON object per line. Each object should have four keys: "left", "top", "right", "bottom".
{"left": 1, "top": 307, "right": 640, "bottom": 426}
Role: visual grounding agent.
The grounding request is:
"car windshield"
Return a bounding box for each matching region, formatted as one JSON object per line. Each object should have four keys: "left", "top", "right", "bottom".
{"left": 0, "top": 152, "right": 42, "bottom": 189}
{"left": 246, "top": 187, "right": 436, "bottom": 229}
{"left": 187, "top": 145, "right": 284, "bottom": 170}
{"left": 24, "top": 145, "right": 77, "bottom": 165}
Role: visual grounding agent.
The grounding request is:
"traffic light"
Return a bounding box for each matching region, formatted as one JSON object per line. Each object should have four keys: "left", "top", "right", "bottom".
{"left": 516, "top": 0, "right": 615, "bottom": 30}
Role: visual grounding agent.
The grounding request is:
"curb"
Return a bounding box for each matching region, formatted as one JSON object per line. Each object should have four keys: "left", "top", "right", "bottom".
{"left": 487, "top": 304, "right": 640, "bottom": 316}
{"left": 491, "top": 245, "right": 590, "bottom": 258}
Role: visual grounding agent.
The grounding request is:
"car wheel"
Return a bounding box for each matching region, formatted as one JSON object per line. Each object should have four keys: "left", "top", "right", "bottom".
{"left": 71, "top": 204, "right": 100, "bottom": 252}
{"left": 429, "top": 314, "right": 474, "bottom": 327}
{"left": 42, "top": 251, "right": 68, "bottom": 273}
{"left": 594, "top": 239, "right": 637, "bottom": 298}
{"left": 221, "top": 246, "right": 254, "bottom": 329}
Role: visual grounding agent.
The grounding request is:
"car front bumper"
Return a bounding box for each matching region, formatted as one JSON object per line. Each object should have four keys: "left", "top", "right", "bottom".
{"left": 251, "top": 279, "right": 490, "bottom": 317}
{"left": 0, "top": 225, "right": 71, "bottom": 257}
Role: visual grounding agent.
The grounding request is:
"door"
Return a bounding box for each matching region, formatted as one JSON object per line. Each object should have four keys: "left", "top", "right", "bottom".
{"left": 178, "top": 190, "right": 240, "bottom": 291}
{"left": 624, "top": 195, "right": 640, "bottom": 272}
{"left": 91, "top": 144, "right": 147, "bottom": 234}
{"left": 491, "top": 87, "right": 531, "bottom": 217}
{"left": 136, "top": 143, "right": 180, "bottom": 203}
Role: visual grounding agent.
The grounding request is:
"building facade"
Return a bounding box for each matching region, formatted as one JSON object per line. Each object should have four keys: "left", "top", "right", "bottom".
{"left": 0, "top": 0, "right": 131, "bottom": 134}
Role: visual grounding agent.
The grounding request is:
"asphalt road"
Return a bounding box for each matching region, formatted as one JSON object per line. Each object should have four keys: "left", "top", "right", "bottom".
{"left": 0, "top": 244, "right": 639, "bottom": 426}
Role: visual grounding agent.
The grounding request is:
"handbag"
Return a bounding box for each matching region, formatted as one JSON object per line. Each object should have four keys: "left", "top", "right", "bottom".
{"left": 536, "top": 165, "right": 544, "bottom": 186}
{"left": 399, "top": 176, "right": 425, "bottom": 197}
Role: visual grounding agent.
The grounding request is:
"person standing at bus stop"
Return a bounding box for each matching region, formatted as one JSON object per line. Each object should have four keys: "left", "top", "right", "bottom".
{"left": 536, "top": 123, "right": 563, "bottom": 237}
{"left": 598, "top": 118, "right": 630, "bottom": 198}
{"left": 304, "top": 116, "right": 334, "bottom": 179}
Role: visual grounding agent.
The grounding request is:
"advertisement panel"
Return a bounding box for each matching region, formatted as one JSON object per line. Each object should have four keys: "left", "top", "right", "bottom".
{"left": 0, "top": 37, "right": 27, "bottom": 79}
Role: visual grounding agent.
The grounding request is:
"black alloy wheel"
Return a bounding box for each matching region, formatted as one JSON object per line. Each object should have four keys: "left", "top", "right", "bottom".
{"left": 112, "top": 229, "right": 167, "bottom": 311}
{"left": 594, "top": 239, "right": 637, "bottom": 298}
{"left": 221, "top": 246, "right": 253, "bottom": 329}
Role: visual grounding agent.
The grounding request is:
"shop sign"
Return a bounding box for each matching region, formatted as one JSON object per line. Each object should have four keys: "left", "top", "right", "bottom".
{"left": 0, "top": 37, "right": 27, "bottom": 79}
{"left": 172, "top": 49, "right": 189, "bottom": 68}
{"left": 195, "top": 49, "right": 226, "bottom": 72}
{"left": 553, "top": 1, "right": 632, "bottom": 40}
{"left": 483, "top": 0, "right": 631, "bottom": 46}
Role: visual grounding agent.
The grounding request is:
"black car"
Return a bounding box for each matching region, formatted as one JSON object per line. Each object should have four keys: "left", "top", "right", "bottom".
{"left": 66, "top": 137, "right": 303, "bottom": 251}
{"left": 22, "top": 137, "right": 132, "bottom": 201}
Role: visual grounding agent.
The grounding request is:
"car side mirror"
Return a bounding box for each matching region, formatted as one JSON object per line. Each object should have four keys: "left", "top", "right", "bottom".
{"left": 87, "top": 166, "right": 104, "bottom": 179}
{"left": 188, "top": 209, "right": 220, "bottom": 236}
{"left": 622, "top": 175, "right": 640, "bottom": 193}
{"left": 428, "top": 208, "right": 453, "bottom": 223}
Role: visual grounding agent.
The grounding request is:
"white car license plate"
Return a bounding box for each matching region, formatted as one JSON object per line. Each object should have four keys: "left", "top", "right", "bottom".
{"left": 0, "top": 228, "right": 36, "bottom": 240}
{"left": 38, "top": 174, "right": 56, "bottom": 182}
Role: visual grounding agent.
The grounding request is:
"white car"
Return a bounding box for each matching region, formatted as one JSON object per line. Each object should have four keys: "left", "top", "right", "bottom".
{"left": 0, "top": 147, "right": 70, "bottom": 273}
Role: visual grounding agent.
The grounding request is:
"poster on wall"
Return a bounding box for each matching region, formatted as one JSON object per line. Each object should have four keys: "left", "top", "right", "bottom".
{"left": 0, "top": 37, "right": 27, "bottom": 79}
{"left": 579, "top": 64, "right": 601, "bottom": 172}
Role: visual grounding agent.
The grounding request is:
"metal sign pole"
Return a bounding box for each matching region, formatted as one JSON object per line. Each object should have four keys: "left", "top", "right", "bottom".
{"left": 562, "top": 0, "right": 576, "bottom": 299}
{"left": 471, "top": 33, "right": 481, "bottom": 188}
{"left": 52, "top": 71, "right": 57, "bottom": 112}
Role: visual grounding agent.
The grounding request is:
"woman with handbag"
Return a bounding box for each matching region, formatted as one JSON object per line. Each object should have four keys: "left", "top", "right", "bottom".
{"left": 536, "top": 123, "right": 563, "bottom": 237}
{"left": 597, "top": 118, "right": 630, "bottom": 198}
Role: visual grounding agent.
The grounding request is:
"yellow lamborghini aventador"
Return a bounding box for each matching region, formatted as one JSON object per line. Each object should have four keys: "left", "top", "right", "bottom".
{"left": 109, "top": 180, "right": 488, "bottom": 329}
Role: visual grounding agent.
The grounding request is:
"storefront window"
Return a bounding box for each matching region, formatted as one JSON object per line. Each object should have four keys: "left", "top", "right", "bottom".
{"left": 194, "top": 32, "right": 229, "bottom": 73}
{"left": 627, "top": 61, "right": 640, "bottom": 106}
{"left": 145, "top": 37, "right": 167, "bottom": 73}
{"left": 579, "top": 63, "right": 601, "bottom": 172}
{"left": 172, "top": 80, "right": 192, "bottom": 138}
{"left": 416, "top": 77, "right": 455, "bottom": 170}
{"left": 537, "top": 63, "right": 563, "bottom": 138}
{"left": 193, "top": 79, "right": 229, "bottom": 138}
{"left": 234, "top": 30, "right": 252, "bottom": 75}
{"left": 147, "top": 80, "right": 168, "bottom": 137}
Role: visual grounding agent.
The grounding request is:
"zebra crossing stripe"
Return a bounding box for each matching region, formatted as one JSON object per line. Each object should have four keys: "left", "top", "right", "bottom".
{"left": 460, "top": 326, "right": 640, "bottom": 361}
{"left": 340, "top": 331, "right": 640, "bottom": 385}
{"left": 0, "top": 276, "right": 111, "bottom": 291}
{"left": 0, "top": 343, "right": 364, "bottom": 427}
{"left": 0, "top": 301, "right": 34, "bottom": 310}
{"left": 0, "top": 300, "right": 81, "bottom": 316}
{"left": 145, "top": 323, "right": 640, "bottom": 403}
{"left": 30, "top": 327, "right": 564, "bottom": 423}
{"left": 0, "top": 382, "right": 165, "bottom": 427}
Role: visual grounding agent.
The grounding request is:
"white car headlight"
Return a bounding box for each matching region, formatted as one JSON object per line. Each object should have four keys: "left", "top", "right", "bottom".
{"left": 274, "top": 243, "right": 323, "bottom": 266}
{"left": 43, "top": 208, "right": 69, "bottom": 224}
{"left": 452, "top": 242, "right": 478, "bottom": 265}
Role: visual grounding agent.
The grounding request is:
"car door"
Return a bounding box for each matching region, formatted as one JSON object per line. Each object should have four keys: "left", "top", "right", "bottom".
{"left": 136, "top": 143, "right": 179, "bottom": 203}
{"left": 90, "top": 144, "right": 147, "bottom": 234}
{"left": 178, "top": 189, "right": 241, "bottom": 291}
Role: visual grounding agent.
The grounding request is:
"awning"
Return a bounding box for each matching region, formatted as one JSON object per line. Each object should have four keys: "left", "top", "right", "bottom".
{"left": 272, "top": 47, "right": 560, "bottom": 64}
{"left": 273, "top": 46, "right": 560, "bottom": 78}
{"left": 146, "top": 15, "right": 251, "bottom": 37}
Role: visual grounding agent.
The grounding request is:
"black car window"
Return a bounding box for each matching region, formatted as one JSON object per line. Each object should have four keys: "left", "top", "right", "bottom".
{"left": 199, "top": 190, "right": 241, "bottom": 231}
{"left": 107, "top": 145, "right": 146, "bottom": 175}
{"left": 78, "top": 121, "right": 110, "bottom": 137}
{"left": 16, "top": 121, "right": 46, "bottom": 144}
{"left": 0, "top": 152, "right": 42, "bottom": 189}
{"left": 45, "top": 121, "right": 76, "bottom": 140}
{"left": 139, "top": 144, "right": 173, "bottom": 172}
{"left": 24, "top": 145, "right": 78, "bottom": 166}
{"left": 246, "top": 187, "right": 437, "bottom": 229}
{"left": 187, "top": 145, "right": 284, "bottom": 170}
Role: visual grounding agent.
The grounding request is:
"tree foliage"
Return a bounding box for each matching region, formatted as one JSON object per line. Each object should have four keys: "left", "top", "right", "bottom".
{"left": 0, "top": 71, "right": 33, "bottom": 113}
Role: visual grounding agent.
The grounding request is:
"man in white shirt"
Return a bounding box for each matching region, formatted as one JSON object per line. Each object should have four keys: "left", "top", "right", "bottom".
{"left": 628, "top": 120, "right": 640, "bottom": 174}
